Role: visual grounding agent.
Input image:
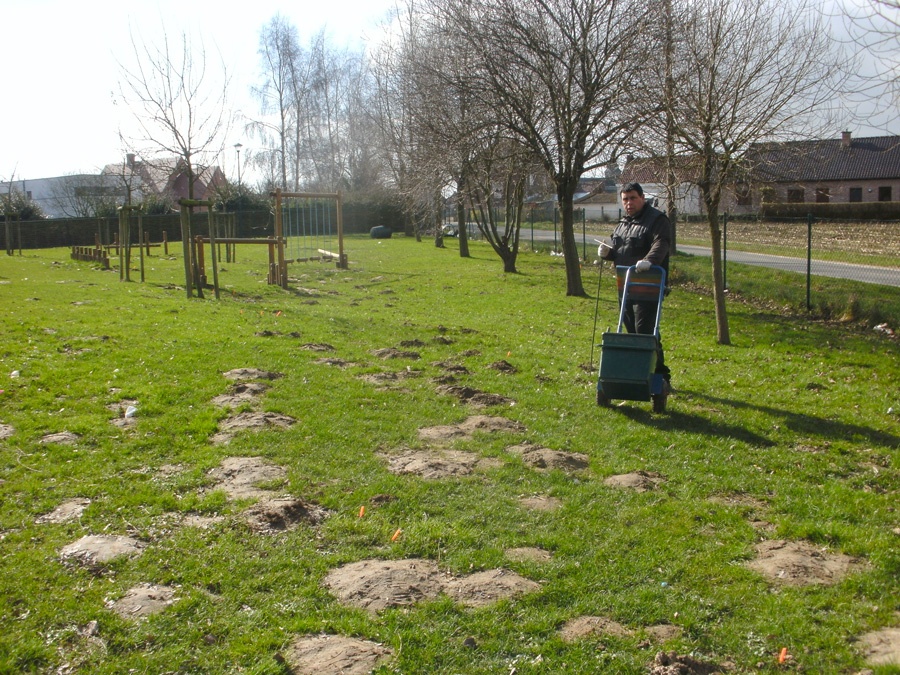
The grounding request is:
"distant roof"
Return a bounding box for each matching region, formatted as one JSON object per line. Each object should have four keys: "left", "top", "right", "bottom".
{"left": 747, "top": 134, "right": 900, "bottom": 182}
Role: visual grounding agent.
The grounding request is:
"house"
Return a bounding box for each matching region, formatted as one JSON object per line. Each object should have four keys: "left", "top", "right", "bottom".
{"left": 743, "top": 132, "right": 900, "bottom": 210}
{"left": 0, "top": 174, "right": 133, "bottom": 219}
{"left": 102, "top": 154, "right": 226, "bottom": 209}
{"left": 621, "top": 155, "right": 704, "bottom": 216}
{"left": 620, "top": 132, "right": 900, "bottom": 216}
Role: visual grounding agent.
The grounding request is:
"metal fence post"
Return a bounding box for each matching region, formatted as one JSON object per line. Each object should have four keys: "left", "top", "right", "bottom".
{"left": 806, "top": 213, "right": 813, "bottom": 312}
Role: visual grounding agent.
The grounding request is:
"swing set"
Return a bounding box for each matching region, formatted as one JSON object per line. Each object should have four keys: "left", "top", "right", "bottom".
{"left": 177, "top": 190, "right": 347, "bottom": 299}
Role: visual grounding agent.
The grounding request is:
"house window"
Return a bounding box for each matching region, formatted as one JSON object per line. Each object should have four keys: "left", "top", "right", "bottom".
{"left": 815, "top": 187, "right": 830, "bottom": 203}
{"left": 735, "top": 184, "right": 752, "bottom": 206}
{"left": 878, "top": 186, "right": 892, "bottom": 201}
{"left": 787, "top": 189, "right": 804, "bottom": 203}
{"left": 848, "top": 187, "right": 862, "bottom": 202}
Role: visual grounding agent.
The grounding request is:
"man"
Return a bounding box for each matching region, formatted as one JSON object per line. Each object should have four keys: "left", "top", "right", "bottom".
{"left": 599, "top": 182, "right": 672, "bottom": 383}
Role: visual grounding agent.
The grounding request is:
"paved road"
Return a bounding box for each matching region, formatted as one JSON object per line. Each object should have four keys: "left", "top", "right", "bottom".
{"left": 522, "top": 228, "right": 900, "bottom": 288}
{"left": 677, "top": 245, "right": 900, "bottom": 288}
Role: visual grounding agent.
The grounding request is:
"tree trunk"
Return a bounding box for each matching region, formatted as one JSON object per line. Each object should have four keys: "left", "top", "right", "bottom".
{"left": 707, "top": 211, "right": 731, "bottom": 345}
{"left": 558, "top": 182, "right": 585, "bottom": 297}
{"left": 456, "top": 185, "right": 470, "bottom": 257}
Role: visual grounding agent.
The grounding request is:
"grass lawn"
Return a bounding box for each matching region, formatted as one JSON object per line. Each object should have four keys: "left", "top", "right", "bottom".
{"left": 0, "top": 236, "right": 897, "bottom": 674}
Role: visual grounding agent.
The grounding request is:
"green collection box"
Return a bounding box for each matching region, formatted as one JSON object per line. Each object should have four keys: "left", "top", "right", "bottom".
{"left": 597, "top": 332, "right": 658, "bottom": 401}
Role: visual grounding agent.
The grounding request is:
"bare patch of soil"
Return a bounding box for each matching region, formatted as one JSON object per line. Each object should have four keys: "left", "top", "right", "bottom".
{"left": 488, "top": 360, "right": 518, "bottom": 374}
{"left": 0, "top": 423, "right": 13, "bottom": 440}
{"left": 435, "top": 384, "right": 514, "bottom": 407}
{"left": 223, "top": 368, "right": 283, "bottom": 381}
{"left": 857, "top": 624, "right": 900, "bottom": 666}
{"left": 604, "top": 471, "right": 665, "bottom": 492}
{"left": 382, "top": 448, "right": 500, "bottom": 479}
{"left": 559, "top": 616, "right": 632, "bottom": 642}
{"left": 642, "top": 625, "right": 684, "bottom": 643}
{"left": 399, "top": 339, "right": 425, "bottom": 347}
{"left": 283, "top": 634, "right": 392, "bottom": 675}
{"left": 418, "top": 415, "right": 525, "bottom": 444}
{"left": 649, "top": 650, "right": 726, "bottom": 674}
{"left": 323, "top": 558, "right": 447, "bottom": 613}
{"left": 211, "top": 382, "right": 269, "bottom": 408}
{"left": 506, "top": 442, "right": 589, "bottom": 472}
{"left": 433, "top": 335, "right": 454, "bottom": 345}
{"left": 36, "top": 498, "right": 90, "bottom": 524}
{"left": 60, "top": 535, "right": 145, "bottom": 566}
{"left": 182, "top": 514, "right": 225, "bottom": 529}
{"left": 207, "top": 456, "right": 287, "bottom": 499}
{"left": 372, "top": 347, "right": 420, "bottom": 360}
{"left": 518, "top": 495, "right": 563, "bottom": 511}
{"left": 505, "top": 547, "right": 552, "bottom": 563}
{"left": 443, "top": 568, "right": 541, "bottom": 608}
{"left": 109, "top": 583, "right": 176, "bottom": 620}
{"left": 243, "top": 497, "right": 329, "bottom": 533}
{"left": 39, "top": 431, "right": 80, "bottom": 445}
{"left": 746, "top": 539, "right": 865, "bottom": 586}
{"left": 211, "top": 411, "right": 296, "bottom": 445}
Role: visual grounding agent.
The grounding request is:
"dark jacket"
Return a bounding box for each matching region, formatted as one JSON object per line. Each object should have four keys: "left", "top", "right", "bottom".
{"left": 605, "top": 204, "right": 671, "bottom": 272}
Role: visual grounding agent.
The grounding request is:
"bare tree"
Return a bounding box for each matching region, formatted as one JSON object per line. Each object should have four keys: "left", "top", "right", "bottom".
{"left": 840, "top": 0, "right": 900, "bottom": 130}
{"left": 652, "top": 0, "right": 844, "bottom": 344}
{"left": 118, "top": 27, "right": 230, "bottom": 201}
{"left": 433, "top": 0, "right": 649, "bottom": 296}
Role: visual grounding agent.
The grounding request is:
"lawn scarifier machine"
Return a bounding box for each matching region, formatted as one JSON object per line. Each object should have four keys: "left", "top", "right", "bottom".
{"left": 596, "top": 264, "right": 669, "bottom": 413}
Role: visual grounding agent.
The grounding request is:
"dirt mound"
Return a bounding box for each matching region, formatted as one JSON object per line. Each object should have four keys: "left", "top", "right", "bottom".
{"left": 60, "top": 535, "right": 145, "bottom": 566}
{"left": 284, "top": 634, "right": 392, "bottom": 675}
{"left": 36, "top": 498, "right": 90, "bottom": 524}
{"left": 432, "top": 361, "right": 470, "bottom": 375}
{"left": 648, "top": 650, "right": 725, "bottom": 674}
{"left": 382, "top": 448, "right": 500, "bottom": 479}
{"left": 211, "top": 411, "right": 296, "bottom": 445}
{"left": 560, "top": 616, "right": 632, "bottom": 642}
{"left": 39, "top": 431, "right": 80, "bottom": 445}
{"left": 443, "top": 568, "right": 541, "bottom": 608}
{"left": 207, "top": 456, "right": 287, "bottom": 499}
{"left": 435, "top": 384, "right": 514, "bottom": 407}
{"left": 604, "top": 471, "right": 665, "bottom": 492}
{"left": 300, "top": 343, "right": 336, "bottom": 352}
{"left": 358, "top": 370, "right": 422, "bottom": 385}
{"left": 857, "top": 625, "right": 900, "bottom": 666}
{"left": 314, "top": 357, "right": 354, "bottom": 368}
{"left": 372, "top": 347, "right": 420, "bottom": 360}
{"left": 109, "top": 584, "right": 176, "bottom": 620}
{"left": 488, "top": 360, "right": 518, "bottom": 373}
{"left": 518, "top": 495, "right": 563, "bottom": 511}
{"left": 211, "top": 382, "right": 269, "bottom": 408}
{"left": 323, "top": 559, "right": 447, "bottom": 613}
{"left": 506, "top": 442, "right": 589, "bottom": 472}
{"left": 222, "top": 368, "right": 283, "bottom": 381}
{"left": 746, "top": 539, "right": 865, "bottom": 586}
{"left": 417, "top": 415, "right": 525, "bottom": 444}
{"left": 243, "top": 497, "right": 329, "bottom": 532}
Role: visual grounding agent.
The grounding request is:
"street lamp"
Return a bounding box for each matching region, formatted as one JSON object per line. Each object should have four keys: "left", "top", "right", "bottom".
{"left": 234, "top": 143, "right": 243, "bottom": 188}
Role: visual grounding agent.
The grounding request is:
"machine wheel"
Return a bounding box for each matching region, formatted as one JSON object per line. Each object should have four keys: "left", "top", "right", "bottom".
{"left": 597, "top": 389, "right": 612, "bottom": 407}
{"left": 651, "top": 381, "right": 670, "bottom": 413}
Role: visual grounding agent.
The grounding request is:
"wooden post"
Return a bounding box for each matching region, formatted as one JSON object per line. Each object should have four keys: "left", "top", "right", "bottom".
{"left": 208, "top": 215, "right": 220, "bottom": 300}
{"left": 163, "top": 231, "right": 168, "bottom": 256}
{"left": 336, "top": 191, "right": 347, "bottom": 269}
{"left": 179, "top": 203, "right": 194, "bottom": 298}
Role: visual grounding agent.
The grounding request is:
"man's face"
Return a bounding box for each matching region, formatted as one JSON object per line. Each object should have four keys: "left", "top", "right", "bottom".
{"left": 621, "top": 190, "right": 645, "bottom": 216}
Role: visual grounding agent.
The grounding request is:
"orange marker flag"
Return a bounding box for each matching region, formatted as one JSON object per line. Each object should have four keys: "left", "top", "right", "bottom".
{"left": 778, "top": 648, "right": 788, "bottom": 664}
{"left": 391, "top": 528, "right": 403, "bottom": 542}
{"left": 358, "top": 505, "right": 365, "bottom": 518}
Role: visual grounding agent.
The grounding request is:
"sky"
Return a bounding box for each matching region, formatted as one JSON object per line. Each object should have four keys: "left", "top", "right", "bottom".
{"left": 3, "top": 0, "right": 899, "bottom": 185}
{"left": 1, "top": 0, "right": 397, "bottom": 183}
